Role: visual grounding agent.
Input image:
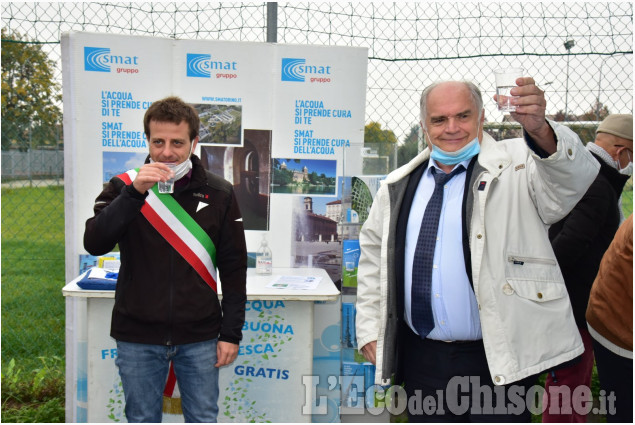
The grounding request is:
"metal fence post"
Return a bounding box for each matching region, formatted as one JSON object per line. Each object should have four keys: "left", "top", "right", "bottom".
{"left": 267, "top": 2, "right": 278, "bottom": 43}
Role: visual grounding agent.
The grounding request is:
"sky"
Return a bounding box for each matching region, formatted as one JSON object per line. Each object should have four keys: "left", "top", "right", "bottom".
{"left": 306, "top": 196, "right": 338, "bottom": 216}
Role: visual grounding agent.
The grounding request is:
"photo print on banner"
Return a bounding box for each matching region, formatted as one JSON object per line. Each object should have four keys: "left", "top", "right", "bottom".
{"left": 272, "top": 158, "right": 337, "bottom": 195}
{"left": 192, "top": 103, "right": 242, "bottom": 146}
{"left": 291, "top": 194, "right": 342, "bottom": 289}
{"left": 200, "top": 130, "right": 272, "bottom": 232}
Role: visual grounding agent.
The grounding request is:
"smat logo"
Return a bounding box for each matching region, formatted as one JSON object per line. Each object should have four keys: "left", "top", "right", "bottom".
{"left": 84, "top": 46, "right": 139, "bottom": 74}
{"left": 186, "top": 53, "right": 238, "bottom": 79}
{"left": 281, "top": 57, "right": 332, "bottom": 83}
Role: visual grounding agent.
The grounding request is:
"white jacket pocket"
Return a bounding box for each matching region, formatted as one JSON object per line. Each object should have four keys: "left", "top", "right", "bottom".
{"left": 504, "top": 253, "right": 566, "bottom": 302}
{"left": 506, "top": 279, "right": 567, "bottom": 302}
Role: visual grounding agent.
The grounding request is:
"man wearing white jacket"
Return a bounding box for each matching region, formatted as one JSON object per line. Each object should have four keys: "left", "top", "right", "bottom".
{"left": 355, "top": 78, "right": 599, "bottom": 422}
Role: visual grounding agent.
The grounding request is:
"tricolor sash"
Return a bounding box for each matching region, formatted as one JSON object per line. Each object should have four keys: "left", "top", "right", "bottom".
{"left": 162, "top": 362, "right": 181, "bottom": 414}
{"left": 117, "top": 169, "right": 218, "bottom": 292}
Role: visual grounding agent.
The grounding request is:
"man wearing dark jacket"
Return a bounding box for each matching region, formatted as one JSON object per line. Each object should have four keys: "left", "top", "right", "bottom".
{"left": 543, "top": 114, "right": 632, "bottom": 422}
{"left": 84, "top": 97, "right": 247, "bottom": 422}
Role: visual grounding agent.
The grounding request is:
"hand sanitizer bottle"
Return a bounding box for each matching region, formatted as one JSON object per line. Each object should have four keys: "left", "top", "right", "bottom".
{"left": 256, "top": 234, "right": 272, "bottom": 275}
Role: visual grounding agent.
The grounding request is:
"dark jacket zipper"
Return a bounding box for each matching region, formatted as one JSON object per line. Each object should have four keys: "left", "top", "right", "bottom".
{"left": 166, "top": 247, "right": 175, "bottom": 346}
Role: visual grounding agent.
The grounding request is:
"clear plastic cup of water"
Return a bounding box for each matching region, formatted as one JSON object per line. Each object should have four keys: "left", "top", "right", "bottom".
{"left": 494, "top": 67, "right": 524, "bottom": 112}
{"left": 157, "top": 163, "right": 176, "bottom": 194}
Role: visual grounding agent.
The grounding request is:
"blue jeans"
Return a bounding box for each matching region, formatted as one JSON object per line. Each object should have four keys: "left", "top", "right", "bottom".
{"left": 115, "top": 339, "right": 220, "bottom": 423}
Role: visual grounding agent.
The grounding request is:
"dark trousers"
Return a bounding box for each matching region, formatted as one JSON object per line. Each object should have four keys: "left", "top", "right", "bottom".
{"left": 591, "top": 337, "right": 633, "bottom": 423}
{"left": 402, "top": 327, "right": 537, "bottom": 422}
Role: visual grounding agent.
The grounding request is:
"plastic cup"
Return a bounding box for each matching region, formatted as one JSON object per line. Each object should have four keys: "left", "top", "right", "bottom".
{"left": 494, "top": 67, "right": 524, "bottom": 112}
{"left": 157, "top": 163, "right": 176, "bottom": 194}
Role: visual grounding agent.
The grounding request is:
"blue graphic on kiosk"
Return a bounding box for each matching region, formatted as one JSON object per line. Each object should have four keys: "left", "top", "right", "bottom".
{"left": 281, "top": 57, "right": 332, "bottom": 82}
{"left": 186, "top": 53, "right": 238, "bottom": 78}
{"left": 84, "top": 47, "right": 111, "bottom": 72}
{"left": 84, "top": 46, "right": 139, "bottom": 73}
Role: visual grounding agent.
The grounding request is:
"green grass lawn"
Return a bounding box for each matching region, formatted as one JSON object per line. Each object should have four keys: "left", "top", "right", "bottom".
{"left": 1, "top": 185, "right": 65, "bottom": 366}
{"left": 1, "top": 185, "right": 66, "bottom": 422}
{"left": 622, "top": 186, "right": 633, "bottom": 218}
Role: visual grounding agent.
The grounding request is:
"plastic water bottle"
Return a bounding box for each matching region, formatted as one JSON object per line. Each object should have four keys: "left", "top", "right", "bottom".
{"left": 255, "top": 234, "right": 272, "bottom": 275}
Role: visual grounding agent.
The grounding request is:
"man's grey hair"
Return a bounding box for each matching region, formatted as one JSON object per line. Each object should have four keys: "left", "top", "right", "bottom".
{"left": 419, "top": 81, "right": 484, "bottom": 129}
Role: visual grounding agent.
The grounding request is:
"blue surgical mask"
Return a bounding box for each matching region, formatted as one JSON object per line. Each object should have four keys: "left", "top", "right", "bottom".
{"left": 429, "top": 136, "right": 481, "bottom": 165}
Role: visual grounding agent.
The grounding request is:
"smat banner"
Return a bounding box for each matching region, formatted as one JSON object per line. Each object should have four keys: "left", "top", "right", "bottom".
{"left": 62, "top": 31, "right": 366, "bottom": 423}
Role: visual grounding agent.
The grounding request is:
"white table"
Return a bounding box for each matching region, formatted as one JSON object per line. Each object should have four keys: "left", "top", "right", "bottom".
{"left": 63, "top": 268, "right": 341, "bottom": 423}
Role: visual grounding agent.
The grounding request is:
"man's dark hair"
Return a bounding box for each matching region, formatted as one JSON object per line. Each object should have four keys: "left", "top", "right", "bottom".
{"left": 143, "top": 96, "right": 200, "bottom": 141}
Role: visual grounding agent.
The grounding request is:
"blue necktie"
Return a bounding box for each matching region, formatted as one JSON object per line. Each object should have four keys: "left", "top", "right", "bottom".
{"left": 411, "top": 165, "right": 465, "bottom": 338}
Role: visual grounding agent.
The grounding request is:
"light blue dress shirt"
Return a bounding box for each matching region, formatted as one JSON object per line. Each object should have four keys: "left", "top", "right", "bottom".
{"left": 404, "top": 159, "right": 482, "bottom": 341}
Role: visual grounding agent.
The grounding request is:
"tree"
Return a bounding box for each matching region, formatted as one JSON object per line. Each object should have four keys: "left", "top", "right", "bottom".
{"left": 2, "top": 29, "right": 62, "bottom": 151}
{"left": 552, "top": 100, "right": 611, "bottom": 144}
{"left": 553, "top": 99, "right": 610, "bottom": 123}
{"left": 579, "top": 98, "right": 610, "bottom": 122}
{"left": 553, "top": 110, "right": 567, "bottom": 122}
{"left": 397, "top": 125, "right": 420, "bottom": 167}
{"left": 211, "top": 122, "right": 228, "bottom": 144}
{"left": 574, "top": 99, "right": 610, "bottom": 143}
{"left": 364, "top": 121, "right": 397, "bottom": 157}
{"left": 272, "top": 167, "right": 293, "bottom": 186}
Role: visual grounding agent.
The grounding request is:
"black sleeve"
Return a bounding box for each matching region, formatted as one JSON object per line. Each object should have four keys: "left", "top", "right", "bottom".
{"left": 83, "top": 179, "right": 147, "bottom": 255}
{"left": 523, "top": 127, "right": 552, "bottom": 159}
{"left": 550, "top": 178, "right": 613, "bottom": 265}
{"left": 215, "top": 186, "right": 247, "bottom": 344}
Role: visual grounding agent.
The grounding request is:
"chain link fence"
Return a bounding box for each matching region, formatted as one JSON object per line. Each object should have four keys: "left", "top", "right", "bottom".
{"left": 2, "top": 2, "right": 632, "bottom": 363}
